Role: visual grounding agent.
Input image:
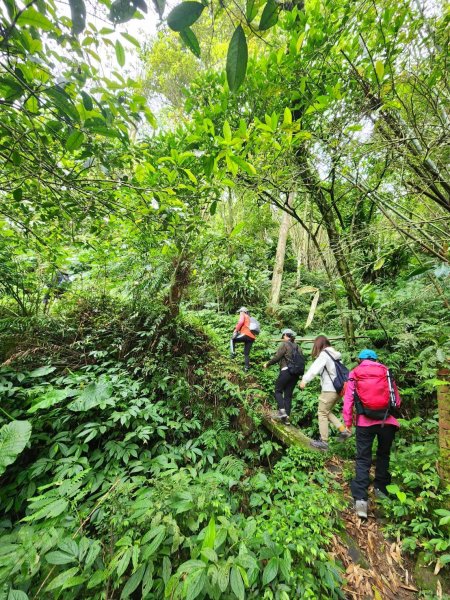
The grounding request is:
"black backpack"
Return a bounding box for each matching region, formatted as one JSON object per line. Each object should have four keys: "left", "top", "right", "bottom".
{"left": 323, "top": 349, "right": 349, "bottom": 393}
{"left": 287, "top": 342, "right": 305, "bottom": 376}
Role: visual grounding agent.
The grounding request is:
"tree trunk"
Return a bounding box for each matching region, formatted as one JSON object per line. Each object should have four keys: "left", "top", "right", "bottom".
{"left": 295, "top": 153, "right": 363, "bottom": 308}
{"left": 437, "top": 368, "right": 450, "bottom": 486}
{"left": 262, "top": 409, "right": 317, "bottom": 450}
{"left": 270, "top": 192, "right": 293, "bottom": 307}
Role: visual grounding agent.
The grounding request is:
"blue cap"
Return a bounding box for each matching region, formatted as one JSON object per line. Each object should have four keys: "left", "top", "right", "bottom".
{"left": 358, "top": 349, "right": 378, "bottom": 360}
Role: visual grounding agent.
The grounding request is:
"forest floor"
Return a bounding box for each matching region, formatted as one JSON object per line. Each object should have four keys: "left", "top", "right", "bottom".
{"left": 327, "top": 457, "right": 418, "bottom": 599}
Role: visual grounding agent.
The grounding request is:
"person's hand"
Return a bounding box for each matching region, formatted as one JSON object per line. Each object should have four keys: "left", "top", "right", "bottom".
{"left": 299, "top": 381, "right": 306, "bottom": 390}
{"left": 232, "top": 331, "right": 238, "bottom": 340}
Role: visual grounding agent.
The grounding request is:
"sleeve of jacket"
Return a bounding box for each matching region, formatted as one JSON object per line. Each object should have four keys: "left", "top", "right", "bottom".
{"left": 301, "top": 352, "right": 327, "bottom": 384}
{"left": 234, "top": 314, "right": 245, "bottom": 332}
{"left": 342, "top": 370, "right": 356, "bottom": 428}
{"left": 267, "top": 343, "right": 287, "bottom": 366}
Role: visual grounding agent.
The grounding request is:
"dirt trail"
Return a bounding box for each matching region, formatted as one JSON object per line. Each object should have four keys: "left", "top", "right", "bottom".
{"left": 328, "top": 457, "right": 418, "bottom": 600}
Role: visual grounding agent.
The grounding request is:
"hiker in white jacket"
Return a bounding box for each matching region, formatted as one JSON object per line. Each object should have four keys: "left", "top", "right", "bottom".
{"left": 299, "top": 335, "right": 351, "bottom": 450}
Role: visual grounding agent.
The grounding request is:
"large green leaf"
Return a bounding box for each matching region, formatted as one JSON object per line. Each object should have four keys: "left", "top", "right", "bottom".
{"left": 28, "top": 365, "right": 56, "bottom": 378}
{"left": 17, "top": 7, "right": 54, "bottom": 31}
{"left": 226, "top": 25, "right": 248, "bottom": 92}
{"left": 230, "top": 566, "right": 244, "bottom": 600}
{"left": 28, "top": 387, "right": 74, "bottom": 414}
{"left": 120, "top": 564, "right": 146, "bottom": 598}
{"left": 0, "top": 420, "right": 32, "bottom": 476}
{"left": 246, "top": 0, "right": 258, "bottom": 23}
{"left": 68, "top": 376, "right": 113, "bottom": 412}
{"left": 7, "top": 591, "right": 29, "bottom": 600}
{"left": 262, "top": 556, "right": 278, "bottom": 585}
{"left": 184, "top": 568, "right": 207, "bottom": 600}
{"left": 259, "top": 0, "right": 278, "bottom": 31}
{"left": 45, "top": 87, "right": 80, "bottom": 123}
{"left": 69, "top": 0, "right": 86, "bottom": 34}
{"left": 115, "top": 39, "right": 126, "bottom": 66}
{"left": 167, "top": 1, "right": 204, "bottom": 32}
{"left": 65, "top": 130, "right": 85, "bottom": 151}
{"left": 179, "top": 27, "right": 200, "bottom": 57}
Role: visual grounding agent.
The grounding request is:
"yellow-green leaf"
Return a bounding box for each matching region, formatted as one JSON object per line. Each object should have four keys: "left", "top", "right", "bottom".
{"left": 375, "top": 60, "right": 384, "bottom": 81}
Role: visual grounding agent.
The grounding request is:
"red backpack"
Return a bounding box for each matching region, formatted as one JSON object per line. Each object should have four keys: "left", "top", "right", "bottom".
{"left": 352, "top": 362, "right": 399, "bottom": 420}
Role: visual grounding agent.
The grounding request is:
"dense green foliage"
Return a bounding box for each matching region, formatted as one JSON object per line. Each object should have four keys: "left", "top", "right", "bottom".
{"left": 1, "top": 0, "right": 449, "bottom": 597}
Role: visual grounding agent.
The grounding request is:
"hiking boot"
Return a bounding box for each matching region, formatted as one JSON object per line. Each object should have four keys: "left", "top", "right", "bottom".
{"left": 244, "top": 366, "right": 250, "bottom": 372}
{"left": 374, "top": 488, "right": 389, "bottom": 500}
{"left": 355, "top": 499, "right": 368, "bottom": 519}
{"left": 310, "top": 439, "right": 329, "bottom": 451}
{"left": 338, "top": 428, "right": 352, "bottom": 440}
{"left": 283, "top": 414, "right": 290, "bottom": 425}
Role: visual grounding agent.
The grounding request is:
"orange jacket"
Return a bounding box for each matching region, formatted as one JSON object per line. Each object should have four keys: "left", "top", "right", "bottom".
{"left": 235, "top": 313, "right": 256, "bottom": 340}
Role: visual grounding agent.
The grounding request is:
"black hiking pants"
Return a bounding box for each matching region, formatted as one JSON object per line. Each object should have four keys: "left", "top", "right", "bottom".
{"left": 232, "top": 335, "right": 254, "bottom": 369}
{"left": 275, "top": 369, "right": 300, "bottom": 416}
{"left": 351, "top": 424, "right": 397, "bottom": 501}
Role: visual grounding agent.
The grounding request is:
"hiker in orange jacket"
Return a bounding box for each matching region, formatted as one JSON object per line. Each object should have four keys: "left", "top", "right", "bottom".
{"left": 230, "top": 307, "right": 256, "bottom": 371}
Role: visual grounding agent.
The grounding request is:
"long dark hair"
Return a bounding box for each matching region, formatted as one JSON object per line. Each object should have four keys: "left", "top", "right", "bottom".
{"left": 312, "top": 335, "right": 330, "bottom": 358}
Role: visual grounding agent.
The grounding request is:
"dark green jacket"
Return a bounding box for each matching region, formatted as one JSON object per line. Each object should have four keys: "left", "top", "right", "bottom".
{"left": 267, "top": 341, "right": 301, "bottom": 370}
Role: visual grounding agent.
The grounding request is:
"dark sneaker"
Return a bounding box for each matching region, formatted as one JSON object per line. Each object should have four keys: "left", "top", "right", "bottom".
{"left": 283, "top": 415, "right": 290, "bottom": 425}
{"left": 355, "top": 499, "right": 368, "bottom": 519}
{"left": 374, "top": 488, "right": 389, "bottom": 500}
{"left": 310, "top": 439, "right": 329, "bottom": 451}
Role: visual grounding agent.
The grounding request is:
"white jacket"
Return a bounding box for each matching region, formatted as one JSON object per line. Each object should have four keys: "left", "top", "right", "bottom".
{"left": 301, "top": 347, "right": 342, "bottom": 392}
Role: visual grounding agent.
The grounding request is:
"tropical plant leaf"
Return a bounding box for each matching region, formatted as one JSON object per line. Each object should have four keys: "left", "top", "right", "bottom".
{"left": 246, "top": 0, "right": 258, "bottom": 23}
{"left": 226, "top": 25, "right": 248, "bottom": 92}
{"left": 115, "top": 40, "right": 126, "bottom": 66}
{"left": 17, "top": 8, "right": 54, "bottom": 31}
{"left": 259, "top": 0, "right": 278, "bottom": 31}
{"left": 0, "top": 420, "right": 32, "bottom": 476}
{"left": 179, "top": 27, "right": 200, "bottom": 58}
{"left": 28, "top": 365, "right": 56, "bottom": 378}
{"left": 28, "top": 387, "right": 74, "bottom": 414}
{"left": 167, "top": 2, "right": 204, "bottom": 32}
{"left": 65, "top": 130, "right": 85, "bottom": 151}
{"left": 68, "top": 376, "right": 113, "bottom": 412}
{"left": 230, "top": 566, "right": 244, "bottom": 600}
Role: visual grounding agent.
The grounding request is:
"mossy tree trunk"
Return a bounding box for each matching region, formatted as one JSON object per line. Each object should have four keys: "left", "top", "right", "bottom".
{"left": 262, "top": 411, "right": 318, "bottom": 451}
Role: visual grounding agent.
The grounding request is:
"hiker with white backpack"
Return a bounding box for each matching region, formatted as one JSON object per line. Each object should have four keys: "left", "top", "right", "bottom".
{"left": 263, "top": 329, "right": 305, "bottom": 424}
{"left": 343, "top": 349, "right": 401, "bottom": 519}
{"left": 230, "top": 307, "right": 260, "bottom": 371}
{"left": 299, "top": 335, "right": 352, "bottom": 450}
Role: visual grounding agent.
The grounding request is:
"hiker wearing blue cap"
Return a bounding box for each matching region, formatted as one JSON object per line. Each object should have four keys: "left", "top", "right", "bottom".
{"left": 343, "top": 349, "right": 402, "bottom": 519}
